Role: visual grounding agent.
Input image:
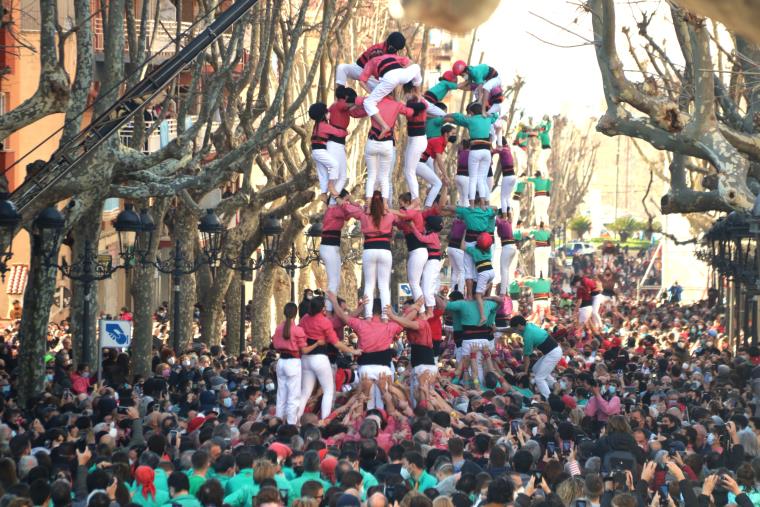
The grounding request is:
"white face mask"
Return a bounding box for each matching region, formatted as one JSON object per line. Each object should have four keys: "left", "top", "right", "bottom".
{"left": 397, "top": 367, "right": 406, "bottom": 374}
{"left": 167, "top": 357, "right": 176, "bottom": 365}
{"left": 182, "top": 360, "right": 191, "bottom": 367}
{"left": 400, "top": 468, "right": 411, "bottom": 480}
{"left": 265, "top": 382, "right": 275, "bottom": 392}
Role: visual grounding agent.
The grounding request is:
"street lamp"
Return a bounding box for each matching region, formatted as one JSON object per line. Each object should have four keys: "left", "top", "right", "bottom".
{"left": 0, "top": 193, "right": 21, "bottom": 280}
{"left": 36, "top": 203, "right": 142, "bottom": 365}
{"left": 269, "top": 221, "right": 322, "bottom": 304}
{"left": 140, "top": 208, "right": 224, "bottom": 353}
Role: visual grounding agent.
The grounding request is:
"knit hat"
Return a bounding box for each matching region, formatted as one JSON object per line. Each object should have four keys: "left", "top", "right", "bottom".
{"left": 308, "top": 103, "right": 328, "bottom": 121}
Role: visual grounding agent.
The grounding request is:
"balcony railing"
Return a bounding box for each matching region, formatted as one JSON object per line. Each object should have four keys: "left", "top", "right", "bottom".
{"left": 118, "top": 117, "right": 233, "bottom": 154}
{"left": 93, "top": 17, "right": 196, "bottom": 57}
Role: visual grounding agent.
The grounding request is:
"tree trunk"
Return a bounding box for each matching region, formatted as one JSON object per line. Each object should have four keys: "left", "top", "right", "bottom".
{"left": 173, "top": 207, "right": 197, "bottom": 352}
{"left": 68, "top": 205, "right": 103, "bottom": 369}
{"left": 251, "top": 266, "right": 274, "bottom": 351}
{"left": 224, "top": 272, "right": 242, "bottom": 355}
{"left": 18, "top": 234, "right": 61, "bottom": 407}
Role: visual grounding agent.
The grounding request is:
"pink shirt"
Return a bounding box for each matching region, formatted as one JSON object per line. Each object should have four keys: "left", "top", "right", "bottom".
{"left": 411, "top": 225, "right": 441, "bottom": 251}
{"left": 329, "top": 99, "right": 352, "bottom": 131}
{"left": 583, "top": 394, "right": 621, "bottom": 422}
{"left": 347, "top": 316, "right": 401, "bottom": 353}
{"left": 312, "top": 122, "right": 347, "bottom": 148}
{"left": 271, "top": 322, "right": 307, "bottom": 355}
{"left": 323, "top": 203, "right": 361, "bottom": 232}
{"left": 359, "top": 55, "right": 413, "bottom": 82}
{"left": 352, "top": 97, "right": 416, "bottom": 140}
{"left": 396, "top": 207, "right": 439, "bottom": 235}
{"left": 345, "top": 207, "right": 397, "bottom": 237}
{"left": 299, "top": 313, "right": 339, "bottom": 344}
{"left": 407, "top": 318, "right": 433, "bottom": 348}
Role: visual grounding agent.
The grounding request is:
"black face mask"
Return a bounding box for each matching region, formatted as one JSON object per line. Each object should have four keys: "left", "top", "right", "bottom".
{"left": 293, "top": 466, "right": 304, "bottom": 476}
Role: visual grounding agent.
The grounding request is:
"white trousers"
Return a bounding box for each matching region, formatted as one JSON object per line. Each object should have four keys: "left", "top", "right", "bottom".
{"left": 578, "top": 305, "right": 593, "bottom": 325}
{"left": 534, "top": 195, "right": 550, "bottom": 226}
{"left": 447, "top": 247, "right": 466, "bottom": 293}
{"left": 475, "top": 268, "right": 495, "bottom": 294}
{"left": 538, "top": 147, "right": 551, "bottom": 174}
{"left": 532, "top": 345, "right": 561, "bottom": 398}
{"left": 591, "top": 293, "right": 605, "bottom": 327}
{"left": 320, "top": 244, "right": 341, "bottom": 311}
{"left": 482, "top": 75, "right": 502, "bottom": 94}
{"left": 416, "top": 162, "right": 443, "bottom": 208}
{"left": 365, "top": 140, "right": 394, "bottom": 199}
{"left": 407, "top": 248, "right": 428, "bottom": 305}
{"left": 513, "top": 147, "right": 527, "bottom": 174}
{"left": 313, "top": 149, "right": 339, "bottom": 194}
{"left": 299, "top": 354, "right": 334, "bottom": 420}
{"left": 363, "top": 65, "right": 422, "bottom": 116}
{"left": 510, "top": 199, "right": 521, "bottom": 228}
{"left": 363, "top": 249, "right": 392, "bottom": 318}
{"left": 455, "top": 175, "right": 469, "bottom": 206}
{"left": 421, "top": 258, "right": 441, "bottom": 309}
{"left": 501, "top": 175, "right": 517, "bottom": 214}
{"left": 404, "top": 135, "right": 428, "bottom": 200}
{"left": 462, "top": 339, "right": 491, "bottom": 384}
{"left": 335, "top": 62, "right": 378, "bottom": 89}
{"left": 357, "top": 364, "right": 393, "bottom": 410}
{"left": 534, "top": 245, "right": 550, "bottom": 278}
{"left": 488, "top": 103, "right": 502, "bottom": 145}
{"left": 468, "top": 150, "right": 491, "bottom": 201}
{"left": 326, "top": 141, "right": 348, "bottom": 194}
{"left": 463, "top": 240, "right": 477, "bottom": 281}
{"left": 500, "top": 244, "right": 517, "bottom": 294}
{"left": 276, "top": 358, "right": 302, "bottom": 424}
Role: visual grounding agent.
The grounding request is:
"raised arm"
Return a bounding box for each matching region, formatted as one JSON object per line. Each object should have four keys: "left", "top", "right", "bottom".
{"left": 326, "top": 291, "right": 350, "bottom": 323}
{"left": 385, "top": 304, "right": 421, "bottom": 330}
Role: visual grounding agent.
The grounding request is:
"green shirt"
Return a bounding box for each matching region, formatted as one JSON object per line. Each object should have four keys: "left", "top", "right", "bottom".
{"left": 188, "top": 473, "right": 207, "bottom": 496}
{"left": 530, "top": 229, "right": 551, "bottom": 243}
{"left": 425, "top": 116, "right": 445, "bottom": 138}
{"left": 455, "top": 206, "right": 496, "bottom": 233}
{"left": 524, "top": 278, "right": 551, "bottom": 295}
{"left": 509, "top": 281, "right": 521, "bottom": 297}
{"left": 289, "top": 471, "right": 331, "bottom": 505}
{"left": 519, "top": 322, "right": 549, "bottom": 355}
{"left": 513, "top": 230, "right": 523, "bottom": 241}
{"left": 446, "top": 300, "right": 498, "bottom": 327}
{"left": 516, "top": 130, "right": 528, "bottom": 148}
{"left": 449, "top": 112, "right": 498, "bottom": 139}
{"left": 539, "top": 119, "right": 552, "bottom": 148}
{"left": 225, "top": 468, "right": 253, "bottom": 495}
{"left": 163, "top": 493, "right": 202, "bottom": 507}
{"left": 528, "top": 177, "right": 551, "bottom": 192}
{"left": 426, "top": 80, "right": 458, "bottom": 101}
{"left": 465, "top": 246, "right": 492, "bottom": 264}
{"left": 466, "top": 64, "right": 493, "bottom": 85}
{"left": 514, "top": 181, "right": 526, "bottom": 195}
{"left": 224, "top": 485, "right": 257, "bottom": 507}
{"left": 409, "top": 470, "right": 438, "bottom": 492}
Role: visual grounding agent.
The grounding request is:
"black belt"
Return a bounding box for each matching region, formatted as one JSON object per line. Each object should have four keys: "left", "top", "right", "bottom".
{"left": 410, "top": 344, "right": 435, "bottom": 367}
{"left": 279, "top": 351, "right": 299, "bottom": 359}
{"left": 321, "top": 230, "right": 341, "bottom": 247}
{"left": 305, "top": 338, "right": 331, "bottom": 356}
{"left": 364, "top": 234, "right": 391, "bottom": 250}
{"left": 312, "top": 143, "right": 327, "bottom": 150}
{"left": 453, "top": 330, "right": 464, "bottom": 347}
{"left": 495, "top": 316, "right": 508, "bottom": 328}
{"left": 423, "top": 91, "right": 438, "bottom": 103}
{"left": 501, "top": 239, "right": 515, "bottom": 245}
{"left": 476, "top": 262, "right": 493, "bottom": 273}
{"left": 502, "top": 168, "right": 515, "bottom": 176}
{"left": 470, "top": 139, "right": 491, "bottom": 151}
{"left": 328, "top": 135, "right": 346, "bottom": 144}
{"left": 357, "top": 349, "right": 393, "bottom": 366}
{"left": 602, "top": 289, "right": 615, "bottom": 297}
{"left": 406, "top": 233, "right": 427, "bottom": 251}
{"left": 536, "top": 336, "right": 559, "bottom": 355}
{"left": 448, "top": 240, "right": 462, "bottom": 249}
{"left": 462, "top": 325, "right": 492, "bottom": 341}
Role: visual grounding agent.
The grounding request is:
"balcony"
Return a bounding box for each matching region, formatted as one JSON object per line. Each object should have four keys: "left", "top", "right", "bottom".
{"left": 118, "top": 117, "right": 229, "bottom": 154}
{"left": 93, "top": 17, "right": 196, "bottom": 58}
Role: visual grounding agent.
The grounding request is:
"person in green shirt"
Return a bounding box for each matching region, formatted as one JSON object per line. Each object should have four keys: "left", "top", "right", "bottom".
{"left": 453, "top": 61, "right": 501, "bottom": 113}
{"left": 164, "top": 472, "right": 201, "bottom": 507}
{"left": 188, "top": 450, "right": 211, "bottom": 496}
{"left": 423, "top": 71, "right": 458, "bottom": 103}
{"left": 538, "top": 115, "right": 552, "bottom": 176}
{"left": 528, "top": 171, "right": 552, "bottom": 226}
{"left": 288, "top": 451, "right": 332, "bottom": 505}
{"left": 132, "top": 466, "right": 171, "bottom": 507}
{"left": 225, "top": 451, "right": 254, "bottom": 495}
{"left": 402, "top": 451, "right": 438, "bottom": 493}
{"left": 524, "top": 275, "right": 552, "bottom": 323}
{"left": 464, "top": 233, "right": 495, "bottom": 326}
{"left": 445, "top": 103, "right": 499, "bottom": 206}
{"left": 508, "top": 315, "right": 562, "bottom": 399}
{"left": 445, "top": 297, "right": 499, "bottom": 385}
{"left": 530, "top": 224, "right": 552, "bottom": 279}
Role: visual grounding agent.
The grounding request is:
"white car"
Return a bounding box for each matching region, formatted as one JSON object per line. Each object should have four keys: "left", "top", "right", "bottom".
{"left": 561, "top": 242, "right": 596, "bottom": 257}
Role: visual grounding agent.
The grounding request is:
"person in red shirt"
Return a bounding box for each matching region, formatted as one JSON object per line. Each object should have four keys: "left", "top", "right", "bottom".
{"left": 359, "top": 54, "right": 422, "bottom": 137}
{"left": 270, "top": 302, "right": 313, "bottom": 424}
{"left": 572, "top": 275, "right": 599, "bottom": 333}
{"left": 318, "top": 191, "right": 361, "bottom": 312}
{"left": 326, "top": 87, "right": 358, "bottom": 199}
{"left": 344, "top": 191, "right": 399, "bottom": 319}
{"left": 414, "top": 124, "right": 455, "bottom": 208}
{"left": 428, "top": 306, "right": 445, "bottom": 362}
{"left": 335, "top": 32, "right": 406, "bottom": 90}
{"left": 327, "top": 291, "right": 402, "bottom": 410}
{"left": 308, "top": 103, "right": 349, "bottom": 202}
{"left": 298, "top": 296, "right": 361, "bottom": 420}
{"left": 350, "top": 96, "right": 424, "bottom": 203}
{"left": 410, "top": 215, "right": 445, "bottom": 318}
{"left": 386, "top": 299, "right": 436, "bottom": 408}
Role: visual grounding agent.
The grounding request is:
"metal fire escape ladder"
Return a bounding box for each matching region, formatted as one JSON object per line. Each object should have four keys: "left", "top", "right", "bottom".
{"left": 9, "top": 0, "right": 259, "bottom": 214}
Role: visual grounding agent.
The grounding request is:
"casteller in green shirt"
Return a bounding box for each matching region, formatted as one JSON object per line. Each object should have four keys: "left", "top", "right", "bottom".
{"left": 465, "top": 64, "right": 497, "bottom": 85}
{"left": 162, "top": 493, "right": 201, "bottom": 507}
{"left": 530, "top": 229, "right": 551, "bottom": 243}
{"left": 515, "top": 321, "right": 550, "bottom": 356}
{"left": 426, "top": 79, "right": 458, "bottom": 101}
{"left": 426, "top": 116, "right": 445, "bottom": 139}
{"left": 446, "top": 299, "right": 498, "bottom": 327}
{"left": 455, "top": 206, "right": 496, "bottom": 233}
{"left": 524, "top": 278, "right": 551, "bottom": 297}
{"left": 449, "top": 112, "right": 498, "bottom": 140}
{"left": 528, "top": 177, "right": 551, "bottom": 193}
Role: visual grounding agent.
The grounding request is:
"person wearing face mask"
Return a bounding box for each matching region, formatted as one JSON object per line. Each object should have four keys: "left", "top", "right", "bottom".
{"left": 69, "top": 364, "right": 94, "bottom": 395}
{"left": 583, "top": 379, "right": 621, "bottom": 434}
{"left": 402, "top": 451, "right": 437, "bottom": 492}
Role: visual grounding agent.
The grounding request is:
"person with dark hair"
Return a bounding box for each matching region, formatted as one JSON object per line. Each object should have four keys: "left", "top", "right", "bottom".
{"left": 189, "top": 450, "right": 210, "bottom": 496}
{"left": 298, "top": 296, "right": 360, "bottom": 420}
{"left": 320, "top": 193, "right": 362, "bottom": 313}
{"left": 29, "top": 478, "right": 51, "bottom": 507}
{"left": 335, "top": 32, "right": 406, "bottom": 89}
{"left": 308, "top": 102, "right": 349, "bottom": 202}
{"left": 326, "top": 88, "right": 359, "bottom": 200}
{"left": 271, "top": 303, "right": 311, "bottom": 425}
{"left": 225, "top": 452, "right": 255, "bottom": 495}
{"left": 167, "top": 472, "right": 201, "bottom": 507}
{"left": 402, "top": 452, "right": 436, "bottom": 492}
{"left": 509, "top": 315, "right": 561, "bottom": 398}
{"left": 197, "top": 479, "right": 225, "bottom": 507}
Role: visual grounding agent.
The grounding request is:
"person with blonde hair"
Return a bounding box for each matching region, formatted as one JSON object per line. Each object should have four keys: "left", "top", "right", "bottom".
{"left": 555, "top": 477, "right": 585, "bottom": 507}
{"left": 431, "top": 497, "right": 454, "bottom": 507}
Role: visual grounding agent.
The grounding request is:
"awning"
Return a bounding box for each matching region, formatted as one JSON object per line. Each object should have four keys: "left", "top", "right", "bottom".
{"left": 6, "top": 265, "right": 28, "bottom": 295}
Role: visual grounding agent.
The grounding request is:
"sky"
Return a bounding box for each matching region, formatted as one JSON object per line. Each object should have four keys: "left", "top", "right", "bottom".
{"left": 474, "top": 0, "right": 680, "bottom": 122}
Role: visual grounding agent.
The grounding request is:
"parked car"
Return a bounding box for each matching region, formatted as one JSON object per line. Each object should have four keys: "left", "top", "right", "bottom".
{"left": 559, "top": 241, "right": 597, "bottom": 257}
